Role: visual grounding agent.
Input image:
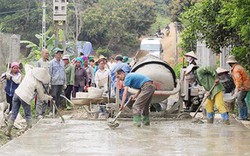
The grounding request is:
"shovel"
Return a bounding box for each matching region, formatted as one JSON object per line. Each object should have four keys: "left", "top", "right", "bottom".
{"left": 107, "top": 97, "right": 132, "bottom": 129}
{"left": 41, "top": 84, "right": 65, "bottom": 123}
{"left": 191, "top": 82, "right": 217, "bottom": 123}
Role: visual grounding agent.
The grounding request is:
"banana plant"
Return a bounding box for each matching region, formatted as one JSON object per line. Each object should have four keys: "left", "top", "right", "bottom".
{"left": 21, "top": 27, "right": 56, "bottom": 61}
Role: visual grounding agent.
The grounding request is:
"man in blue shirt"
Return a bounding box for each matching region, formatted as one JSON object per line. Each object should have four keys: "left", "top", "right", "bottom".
{"left": 49, "top": 48, "right": 66, "bottom": 112}
{"left": 115, "top": 69, "right": 155, "bottom": 127}
{"left": 110, "top": 55, "right": 131, "bottom": 98}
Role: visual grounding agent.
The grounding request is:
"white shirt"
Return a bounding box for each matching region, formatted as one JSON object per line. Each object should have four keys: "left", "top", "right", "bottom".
{"left": 95, "top": 68, "right": 110, "bottom": 95}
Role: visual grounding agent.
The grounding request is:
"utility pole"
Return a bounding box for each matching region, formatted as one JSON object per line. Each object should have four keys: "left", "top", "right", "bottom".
{"left": 174, "top": 22, "right": 178, "bottom": 66}
{"left": 53, "top": 0, "right": 67, "bottom": 51}
{"left": 42, "top": 0, "right": 46, "bottom": 48}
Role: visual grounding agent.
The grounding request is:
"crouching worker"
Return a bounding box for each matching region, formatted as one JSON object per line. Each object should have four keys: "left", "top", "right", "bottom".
{"left": 5, "top": 68, "right": 53, "bottom": 137}
{"left": 115, "top": 69, "right": 155, "bottom": 127}
{"left": 185, "top": 65, "right": 230, "bottom": 125}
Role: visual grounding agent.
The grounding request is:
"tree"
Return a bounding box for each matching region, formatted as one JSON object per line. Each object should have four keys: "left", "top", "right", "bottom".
{"left": 79, "top": 0, "right": 156, "bottom": 54}
{"left": 0, "top": 0, "right": 157, "bottom": 56}
{"left": 219, "top": 0, "right": 250, "bottom": 70}
{"left": 67, "top": 0, "right": 98, "bottom": 43}
{"left": 167, "top": 0, "right": 200, "bottom": 22}
{"left": 0, "top": 0, "right": 53, "bottom": 43}
{"left": 179, "top": 0, "right": 249, "bottom": 70}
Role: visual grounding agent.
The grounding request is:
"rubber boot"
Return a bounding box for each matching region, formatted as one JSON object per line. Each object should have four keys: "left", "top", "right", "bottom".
{"left": 142, "top": 115, "right": 150, "bottom": 126}
{"left": 207, "top": 112, "right": 214, "bottom": 124}
{"left": 133, "top": 115, "right": 141, "bottom": 127}
{"left": 221, "top": 112, "right": 230, "bottom": 125}
{"left": 4, "top": 120, "right": 14, "bottom": 137}
{"left": 24, "top": 120, "right": 32, "bottom": 131}
{"left": 21, "top": 120, "right": 32, "bottom": 133}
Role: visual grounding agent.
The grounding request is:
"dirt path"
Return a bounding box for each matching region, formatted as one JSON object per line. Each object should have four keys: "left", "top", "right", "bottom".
{"left": 161, "top": 23, "right": 182, "bottom": 66}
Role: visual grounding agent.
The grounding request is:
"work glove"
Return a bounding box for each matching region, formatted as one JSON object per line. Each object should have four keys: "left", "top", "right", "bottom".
{"left": 5, "top": 73, "right": 12, "bottom": 80}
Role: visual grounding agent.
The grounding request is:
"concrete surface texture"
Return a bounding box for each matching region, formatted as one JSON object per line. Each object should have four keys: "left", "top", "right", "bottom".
{"left": 0, "top": 118, "right": 250, "bottom": 156}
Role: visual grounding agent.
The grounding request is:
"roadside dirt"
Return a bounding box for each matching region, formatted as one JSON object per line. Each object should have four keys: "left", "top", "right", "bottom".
{"left": 161, "top": 23, "right": 182, "bottom": 66}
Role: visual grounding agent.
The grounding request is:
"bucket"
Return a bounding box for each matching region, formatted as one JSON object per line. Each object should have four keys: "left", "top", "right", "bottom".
{"left": 223, "top": 93, "right": 235, "bottom": 113}
{"left": 88, "top": 87, "right": 103, "bottom": 98}
{"left": 76, "top": 92, "right": 88, "bottom": 98}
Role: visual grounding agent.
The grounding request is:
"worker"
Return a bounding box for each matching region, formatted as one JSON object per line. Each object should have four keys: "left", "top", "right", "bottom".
{"left": 115, "top": 69, "right": 155, "bottom": 127}
{"left": 35, "top": 49, "right": 50, "bottom": 118}
{"left": 227, "top": 55, "right": 250, "bottom": 120}
{"left": 5, "top": 68, "right": 53, "bottom": 137}
{"left": 182, "top": 51, "right": 199, "bottom": 111}
{"left": 185, "top": 65, "right": 230, "bottom": 124}
{"left": 216, "top": 67, "right": 235, "bottom": 94}
{"left": 184, "top": 51, "right": 198, "bottom": 65}
{"left": 62, "top": 55, "right": 75, "bottom": 110}
{"left": 1, "top": 62, "right": 22, "bottom": 112}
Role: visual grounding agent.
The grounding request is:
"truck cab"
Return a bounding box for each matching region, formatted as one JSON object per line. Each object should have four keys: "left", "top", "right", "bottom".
{"left": 140, "top": 38, "right": 163, "bottom": 59}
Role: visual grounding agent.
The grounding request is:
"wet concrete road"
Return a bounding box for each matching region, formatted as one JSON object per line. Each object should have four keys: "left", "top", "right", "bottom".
{"left": 0, "top": 118, "right": 250, "bottom": 156}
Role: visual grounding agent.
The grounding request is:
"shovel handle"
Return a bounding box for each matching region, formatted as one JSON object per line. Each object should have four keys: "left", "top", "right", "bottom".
{"left": 192, "top": 82, "right": 217, "bottom": 118}
{"left": 111, "top": 97, "right": 132, "bottom": 124}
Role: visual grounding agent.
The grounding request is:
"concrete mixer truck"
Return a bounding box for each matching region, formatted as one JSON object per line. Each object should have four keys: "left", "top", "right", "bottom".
{"left": 107, "top": 51, "right": 188, "bottom": 119}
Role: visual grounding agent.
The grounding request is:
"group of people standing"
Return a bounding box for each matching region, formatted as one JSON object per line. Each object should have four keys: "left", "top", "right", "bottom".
{"left": 183, "top": 51, "right": 250, "bottom": 124}
{"left": 1, "top": 47, "right": 139, "bottom": 136}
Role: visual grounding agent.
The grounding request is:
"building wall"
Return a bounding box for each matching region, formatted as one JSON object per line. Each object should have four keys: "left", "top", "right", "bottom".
{"left": 196, "top": 40, "right": 216, "bottom": 67}
{"left": 0, "top": 33, "right": 20, "bottom": 102}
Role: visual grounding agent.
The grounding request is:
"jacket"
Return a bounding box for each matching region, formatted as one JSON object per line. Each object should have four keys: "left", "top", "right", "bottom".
{"left": 231, "top": 64, "right": 250, "bottom": 91}
{"left": 49, "top": 58, "right": 66, "bottom": 85}
{"left": 65, "top": 63, "right": 75, "bottom": 85}
{"left": 195, "top": 66, "right": 224, "bottom": 100}
{"left": 15, "top": 71, "right": 51, "bottom": 105}
{"left": 74, "top": 66, "right": 88, "bottom": 87}
{"left": 5, "top": 72, "right": 22, "bottom": 97}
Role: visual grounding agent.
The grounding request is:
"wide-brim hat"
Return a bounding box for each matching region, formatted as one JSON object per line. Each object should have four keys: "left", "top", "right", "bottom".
{"left": 226, "top": 55, "right": 237, "bottom": 64}
{"left": 184, "top": 51, "right": 197, "bottom": 60}
{"left": 99, "top": 55, "right": 107, "bottom": 60}
{"left": 216, "top": 67, "right": 229, "bottom": 74}
{"left": 185, "top": 64, "right": 199, "bottom": 75}
{"left": 31, "top": 67, "right": 50, "bottom": 84}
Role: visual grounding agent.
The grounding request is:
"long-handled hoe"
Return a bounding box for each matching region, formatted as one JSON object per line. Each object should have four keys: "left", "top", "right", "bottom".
{"left": 191, "top": 82, "right": 217, "bottom": 123}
